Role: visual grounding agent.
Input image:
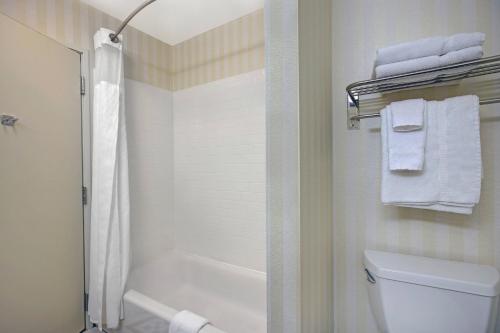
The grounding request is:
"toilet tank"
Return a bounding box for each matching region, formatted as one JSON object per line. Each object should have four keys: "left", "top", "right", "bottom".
{"left": 364, "top": 250, "right": 500, "bottom": 333}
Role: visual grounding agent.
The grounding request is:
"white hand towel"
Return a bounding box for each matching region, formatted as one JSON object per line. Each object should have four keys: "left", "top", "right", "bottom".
{"left": 442, "top": 32, "right": 485, "bottom": 54}
{"left": 391, "top": 98, "right": 425, "bottom": 131}
{"left": 439, "top": 46, "right": 484, "bottom": 66}
{"left": 381, "top": 96, "right": 482, "bottom": 214}
{"left": 376, "top": 36, "right": 446, "bottom": 66}
{"left": 375, "top": 55, "right": 441, "bottom": 78}
{"left": 387, "top": 100, "right": 426, "bottom": 171}
{"left": 169, "top": 311, "right": 209, "bottom": 333}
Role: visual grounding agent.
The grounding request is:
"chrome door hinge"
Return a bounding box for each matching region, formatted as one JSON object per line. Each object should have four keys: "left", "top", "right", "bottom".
{"left": 80, "top": 76, "right": 86, "bottom": 96}
{"left": 82, "top": 186, "right": 88, "bottom": 205}
{"left": 84, "top": 292, "right": 89, "bottom": 312}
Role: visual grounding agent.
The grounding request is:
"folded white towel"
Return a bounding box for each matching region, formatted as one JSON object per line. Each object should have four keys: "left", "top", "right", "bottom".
{"left": 439, "top": 45, "right": 484, "bottom": 66}
{"left": 169, "top": 310, "right": 209, "bottom": 333}
{"left": 375, "top": 46, "right": 483, "bottom": 78}
{"left": 376, "top": 36, "right": 446, "bottom": 66}
{"left": 391, "top": 98, "right": 425, "bottom": 132}
{"left": 443, "top": 32, "right": 485, "bottom": 54}
{"left": 381, "top": 95, "right": 482, "bottom": 214}
{"left": 387, "top": 100, "right": 427, "bottom": 171}
{"left": 375, "top": 55, "right": 441, "bottom": 78}
{"left": 375, "top": 32, "right": 485, "bottom": 66}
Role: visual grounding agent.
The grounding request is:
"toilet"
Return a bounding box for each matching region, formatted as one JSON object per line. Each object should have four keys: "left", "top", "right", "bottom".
{"left": 364, "top": 250, "right": 500, "bottom": 333}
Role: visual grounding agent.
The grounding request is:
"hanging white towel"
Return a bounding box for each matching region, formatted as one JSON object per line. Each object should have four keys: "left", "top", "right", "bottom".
{"left": 387, "top": 100, "right": 427, "bottom": 171}
{"left": 391, "top": 98, "right": 425, "bottom": 131}
{"left": 386, "top": 99, "right": 427, "bottom": 171}
{"left": 381, "top": 95, "right": 482, "bottom": 214}
{"left": 169, "top": 311, "right": 210, "bottom": 333}
{"left": 88, "top": 28, "right": 130, "bottom": 330}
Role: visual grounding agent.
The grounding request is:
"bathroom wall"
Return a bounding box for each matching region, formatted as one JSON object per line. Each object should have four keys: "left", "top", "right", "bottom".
{"left": 0, "top": 2, "right": 264, "bottom": 92}
{"left": 331, "top": 0, "right": 500, "bottom": 332}
{"left": 266, "top": 0, "right": 333, "bottom": 332}
{"left": 125, "top": 79, "right": 174, "bottom": 269}
{"left": 173, "top": 70, "right": 266, "bottom": 272}
{"left": 0, "top": 0, "right": 173, "bottom": 90}
{"left": 171, "top": 9, "right": 264, "bottom": 91}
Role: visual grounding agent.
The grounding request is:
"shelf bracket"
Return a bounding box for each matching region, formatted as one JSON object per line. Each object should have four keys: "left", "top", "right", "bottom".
{"left": 347, "top": 94, "right": 360, "bottom": 130}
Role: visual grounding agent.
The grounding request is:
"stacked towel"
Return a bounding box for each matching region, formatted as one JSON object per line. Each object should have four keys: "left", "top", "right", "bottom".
{"left": 375, "top": 32, "right": 485, "bottom": 78}
{"left": 381, "top": 95, "right": 482, "bottom": 214}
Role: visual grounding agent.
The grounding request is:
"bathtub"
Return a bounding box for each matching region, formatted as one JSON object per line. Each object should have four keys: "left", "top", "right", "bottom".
{"left": 109, "top": 251, "right": 266, "bottom": 333}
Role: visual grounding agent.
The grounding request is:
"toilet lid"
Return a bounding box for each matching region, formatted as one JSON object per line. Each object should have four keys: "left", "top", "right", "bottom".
{"left": 364, "top": 250, "right": 500, "bottom": 297}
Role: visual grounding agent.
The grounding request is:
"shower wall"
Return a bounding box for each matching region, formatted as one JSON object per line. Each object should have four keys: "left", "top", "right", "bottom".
{"left": 125, "top": 79, "right": 174, "bottom": 269}
{"left": 173, "top": 70, "right": 266, "bottom": 272}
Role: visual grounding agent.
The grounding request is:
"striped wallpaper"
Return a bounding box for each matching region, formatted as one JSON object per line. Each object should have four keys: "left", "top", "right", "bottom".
{"left": 0, "top": 0, "right": 264, "bottom": 91}
{"left": 171, "top": 9, "right": 264, "bottom": 91}
{"left": 332, "top": 0, "right": 500, "bottom": 332}
{"left": 266, "top": 0, "right": 333, "bottom": 332}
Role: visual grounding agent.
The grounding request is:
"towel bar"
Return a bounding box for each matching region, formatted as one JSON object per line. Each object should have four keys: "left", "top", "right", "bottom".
{"left": 346, "top": 55, "right": 500, "bottom": 129}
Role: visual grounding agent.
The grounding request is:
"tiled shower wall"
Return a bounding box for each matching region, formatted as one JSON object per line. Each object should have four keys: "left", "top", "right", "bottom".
{"left": 0, "top": 0, "right": 264, "bottom": 92}
{"left": 332, "top": 0, "right": 500, "bottom": 332}
{"left": 173, "top": 70, "right": 266, "bottom": 272}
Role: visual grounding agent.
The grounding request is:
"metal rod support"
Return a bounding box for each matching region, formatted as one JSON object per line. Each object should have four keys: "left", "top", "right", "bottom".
{"left": 109, "top": 0, "right": 158, "bottom": 43}
{"left": 350, "top": 97, "right": 500, "bottom": 121}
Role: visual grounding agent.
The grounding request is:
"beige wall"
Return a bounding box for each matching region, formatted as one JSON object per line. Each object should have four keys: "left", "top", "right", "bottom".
{"left": 332, "top": 0, "right": 500, "bottom": 332}
{"left": 0, "top": 1, "right": 264, "bottom": 91}
{"left": 171, "top": 9, "right": 264, "bottom": 91}
{"left": 0, "top": 0, "right": 173, "bottom": 90}
{"left": 267, "top": 0, "right": 333, "bottom": 332}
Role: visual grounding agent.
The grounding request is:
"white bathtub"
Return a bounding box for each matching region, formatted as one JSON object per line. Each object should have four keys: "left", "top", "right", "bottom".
{"left": 109, "top": 251, "right": 266, "bottom": 333}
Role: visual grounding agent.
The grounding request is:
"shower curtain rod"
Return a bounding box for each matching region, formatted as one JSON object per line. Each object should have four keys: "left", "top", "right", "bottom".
{"left": 109, "top": 0, "right": 159, "bottom": 43}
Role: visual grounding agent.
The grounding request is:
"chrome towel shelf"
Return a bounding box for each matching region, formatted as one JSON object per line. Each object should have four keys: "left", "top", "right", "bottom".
{"left": 346, "top": 55, "right": 500, "bottom": 129}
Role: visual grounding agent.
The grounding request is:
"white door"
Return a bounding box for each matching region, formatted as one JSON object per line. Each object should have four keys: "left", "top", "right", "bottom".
{"left": 0, "top": 13, "right": 85, "bottom": 333}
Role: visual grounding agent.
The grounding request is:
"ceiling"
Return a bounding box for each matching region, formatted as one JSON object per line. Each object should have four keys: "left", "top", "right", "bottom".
{"left": 81, "top": 0, "right": 264, "bottom": 45}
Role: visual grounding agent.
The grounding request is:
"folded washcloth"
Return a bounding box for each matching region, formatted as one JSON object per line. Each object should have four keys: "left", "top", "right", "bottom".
{"left": 439, "top": 45, "right": 484, "bottom": 66}
{"left": 375, "top": 46, "right": 483, "bottom": 78}
{"left": 391, "top": 98, "right": 425, "bottom": 132}
{"left": 375, "top": 32, "right": 485, "bottom": 66}
{"left": 375, "top": 55, "right": 441, "bottom": 78}
{"left": 169, "top": 310, "right": 209, "bottom": 333}
{"left": 442, "top": 32, "right": 485, "bottom": 54}
{"left": 381, "top": 95, "right": 482, "bottom": 214}
{"left": 387, "top": 100, "right": 427, "bottom": 171}
{"left": 376, "top": 36, "right": 446, "bottom": 66}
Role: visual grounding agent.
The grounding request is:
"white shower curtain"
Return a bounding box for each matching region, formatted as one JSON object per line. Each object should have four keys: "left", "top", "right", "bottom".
{"left": 88, "top": 28, "right": 130, "bottom": 330}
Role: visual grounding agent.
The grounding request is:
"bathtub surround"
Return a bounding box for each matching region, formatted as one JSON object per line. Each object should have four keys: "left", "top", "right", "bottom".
{"left": 0, "top": 1, "right": 264, "bottom": 92}
{"left": 173, "top": 70, "right": 266, "bottom": 272}
{"left": 266, "top": 0, "right": 333, "bottom": 332}
{"left": 121, "top": 252, "right": 267, "bottom": 333}
{"left": 125, "top": 79, "right": 174, "bottom": 269}
{"left": 332, "top": 0, "right": 500, "bottom": 332}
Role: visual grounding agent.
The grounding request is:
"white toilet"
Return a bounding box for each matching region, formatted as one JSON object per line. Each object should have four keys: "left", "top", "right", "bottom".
{"left": 364, "top": 250, "right": 500, "bottom": 333}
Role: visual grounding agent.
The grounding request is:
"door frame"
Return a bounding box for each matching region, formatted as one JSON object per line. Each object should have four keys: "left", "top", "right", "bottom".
{"left": 80, "top": 50, "right": 92, "bottom": 331}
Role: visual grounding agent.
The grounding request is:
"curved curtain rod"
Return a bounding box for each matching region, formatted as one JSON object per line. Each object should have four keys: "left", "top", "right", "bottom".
{"left": 109, "top": 0, "right": 159, "bottom": 43}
